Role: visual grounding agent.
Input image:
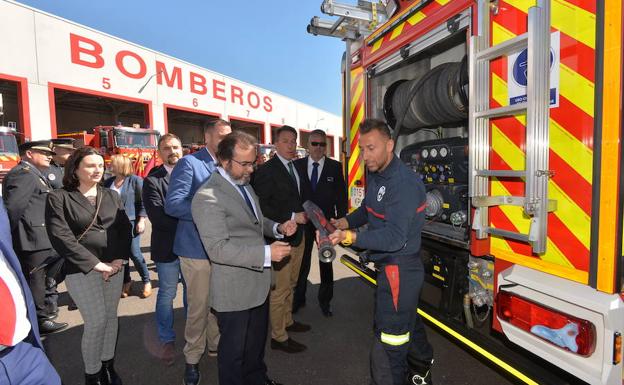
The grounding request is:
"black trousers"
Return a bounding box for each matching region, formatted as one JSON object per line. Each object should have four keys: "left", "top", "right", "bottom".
{"left": 294, "top": 224, "right": 333, "bottom": 310}
{"left": 215, "top": 299, "right": 269, "bottom": 385}
{"left": 18, "top": 249, "right": 57, "bottom": 320}
{"left": 371, "top": 256, "right": 433, "bottom": 385}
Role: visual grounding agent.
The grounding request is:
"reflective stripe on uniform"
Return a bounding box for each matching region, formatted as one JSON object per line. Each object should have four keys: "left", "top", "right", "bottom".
{"left": 380, "top": 331, "right": 410, "bottom": 346}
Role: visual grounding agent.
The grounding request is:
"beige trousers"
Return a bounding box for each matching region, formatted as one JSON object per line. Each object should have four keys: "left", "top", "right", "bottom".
{"left": 270, "top": 232, "right": 306, "bottom": 342}
{"left": 179, "top": 257, "right": 220, "bottom": 364}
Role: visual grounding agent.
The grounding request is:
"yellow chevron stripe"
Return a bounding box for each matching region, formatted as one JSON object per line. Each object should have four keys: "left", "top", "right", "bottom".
{"left": 350, "top": 79, "right": 364, "bottom": 116}
{"left": 491, "top": 181, "right": 574, "bottom": 267}
{"left": 407, "top": 11, "right": 426, "bottom": 26}
{"left": 348, "top": 147, "right": 361, "bottom": 177}
{"left": 492, "top": 21, "right": 517, "bottom": 46}
{"left": 559, "top": 63, "right": 594, "bottom": 118}
{"left": 492, "top": 124, "right": 591, "bottom": 249}
{"left": 492, "top": 73, "right": 593, "bottom": 184}
{"left": 549, "top": 119, "right": 592, "bottom": 184}
{"left": 435, "top": 0, "right": 451, "bottom": 5}
{"left": 504, "top": 0, "right": 595, "bottom": 49}
{"left": 371, "top": 39, "right": 384, "bottom": 53}
{"left": 390, "top": 22, "right": 406, "bottom": 41}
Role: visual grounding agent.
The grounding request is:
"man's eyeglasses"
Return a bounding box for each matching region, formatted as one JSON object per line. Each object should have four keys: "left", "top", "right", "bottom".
{"left": 310, "top": 142, "right": 327, "bottom": 147}
{"left": 231, "top": 158, "right": 257, "bottom": 168}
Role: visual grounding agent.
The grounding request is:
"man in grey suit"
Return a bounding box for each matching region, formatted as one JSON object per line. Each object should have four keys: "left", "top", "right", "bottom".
{"left": 192, "top": 131, "right": 296, "bottom": 385}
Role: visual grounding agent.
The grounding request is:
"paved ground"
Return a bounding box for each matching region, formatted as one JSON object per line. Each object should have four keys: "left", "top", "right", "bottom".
{"left": 44, "top": 240, "right": 515, "bottom": 385}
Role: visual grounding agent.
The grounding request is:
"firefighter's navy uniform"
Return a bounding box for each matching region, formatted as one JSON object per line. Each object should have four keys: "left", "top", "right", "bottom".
{"left": 346, "top": 155, "right": 434, "bottom": 385}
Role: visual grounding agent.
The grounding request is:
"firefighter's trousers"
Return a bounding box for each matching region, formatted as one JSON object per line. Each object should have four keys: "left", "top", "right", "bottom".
{"left": 371, "top": 256, "right": 433, "bottom": 385}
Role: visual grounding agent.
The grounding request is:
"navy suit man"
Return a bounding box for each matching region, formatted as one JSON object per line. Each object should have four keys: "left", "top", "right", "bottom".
{"left": 293, "top": 129, "right": 347, "bottom": 317}
{"left": 143, "top": 133, "right": 186, "bottom": 365}
{"left": 165, "top": 119, "right": 231, "bottom": 385}
{"left": 0, "top": 200, "right": 61, "bottom": 385}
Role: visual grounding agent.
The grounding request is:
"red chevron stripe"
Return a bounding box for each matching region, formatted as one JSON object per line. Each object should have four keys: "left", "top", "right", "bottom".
{"left": 491, "top": 112, "right": 592, "bottom": 216}
{"left": 560, "top": 0, "right": 596, "bottom": 14}
{"left": 490, "top": 206, "right": 534, "bottom": 255}
{"left": 550, "top": 95, "right": 594, "bottom": 149}
{"left": 490, "top": 151, "right": 588, "bottom": 268}
{"left": 546, "top": 214, "right": 589, "bottom": 271}
{"left": 348, "top": 158, "right": 362, "bottom": 185}
{"left": 350, "top": 130, "right": 360, "bottom": 154}
{"left": 350, "top": 102, "right": 363, "bottom": 128}
{"left": 350, "top": 74, "right": 363, "bottom": 97}
{"left": 559, "top": 32, "right": 595, "bottom": 83}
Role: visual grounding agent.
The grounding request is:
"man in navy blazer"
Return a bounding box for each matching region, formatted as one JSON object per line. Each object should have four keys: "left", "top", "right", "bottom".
{"left": 294, "top": 129, "right": 348, "bottom": 317}
{"left": 0, "top": 200, "right": 61, "bottom": 385}
{"left": 143, "top": 133, "right": 186, "bottom": 366}
{"left": 165, "top": 119, "right": 231, "bottom": 385}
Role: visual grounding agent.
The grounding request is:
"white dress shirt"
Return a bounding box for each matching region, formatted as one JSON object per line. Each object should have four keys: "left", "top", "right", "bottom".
{"left": 307, "top": 156, "right": 326, "bottom": 181}
{"left": 217, "top": 167, "right": 282, "bottom": 267}
{"left": 275, "top": 153, "right": 300, "bottom": 220}
{"left": 0, "top": 248, "right": 31, "bottom": 348}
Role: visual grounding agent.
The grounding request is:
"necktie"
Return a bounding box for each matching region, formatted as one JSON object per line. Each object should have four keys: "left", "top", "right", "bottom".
{"left": 287, "top": 161, "right": 297, "bottom": 184}
{"left": 238, "top": 185, "right": 256, "bottom": 219}
{"left": 311, "top": 162, "right": 319, "bottom": 192}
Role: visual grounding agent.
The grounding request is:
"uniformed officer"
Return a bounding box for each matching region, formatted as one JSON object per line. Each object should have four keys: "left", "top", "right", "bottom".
{"left": 2, "top": 140, "right": 68, "bottom": 334}
{"left": 46, "top": 138, "right": 76, "bottom": 189}
{"left": 329, "top": 118, "right": 434, "bottom": 385}
{"left": 44, "top": 137, "right": 77, "bottom": 314}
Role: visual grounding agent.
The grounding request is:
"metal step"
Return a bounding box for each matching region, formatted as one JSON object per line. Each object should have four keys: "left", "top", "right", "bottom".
{"left": 475, "top": 33, "right": 528, "bottom": 62}
{"left": 474, "top": 103, "right": 527, "bottom": 119}
{"left": 475, "top": 170, "right": 526, "bottom": 178}
{"left": 486, "top": 227, "right": 530, "bottom": 243}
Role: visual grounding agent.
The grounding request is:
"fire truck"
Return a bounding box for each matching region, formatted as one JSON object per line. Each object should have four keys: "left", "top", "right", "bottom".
{"left": 0, "top": 126, "right": 19, "bottom": 186}
{"left": 60, "top": 124, "right": 160, "bottom": 177}
{"left": 309, "top": 0, "right": 623, "bottom": 384}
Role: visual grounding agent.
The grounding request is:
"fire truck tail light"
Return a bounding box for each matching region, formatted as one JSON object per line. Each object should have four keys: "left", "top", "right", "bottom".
{"left": 496, "top": 291, "right": 596, "bottom": 357}
{"left": 613, "top": 332, "right": 622, "bottom": 364}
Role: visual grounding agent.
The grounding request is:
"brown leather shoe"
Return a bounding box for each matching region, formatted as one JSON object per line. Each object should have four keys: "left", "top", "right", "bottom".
{"left": 285, "top": 321, "right": 311, "bottom": 333}
{"left": 121, "top": 281, "right": 131, "bottom": 298}
{"left": 270, "top": 338, "right": 307, "bottom": 353}
{"left": 142, "top": 282, "right": 152, "bottom": 298}
{"left": 160, "top": 342, "right": 175, "bottom": 366}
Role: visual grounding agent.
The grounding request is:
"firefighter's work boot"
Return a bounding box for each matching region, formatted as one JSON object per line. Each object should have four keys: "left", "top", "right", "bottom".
{"left": 406, "top": 358, "right": 433, "bottom": 385}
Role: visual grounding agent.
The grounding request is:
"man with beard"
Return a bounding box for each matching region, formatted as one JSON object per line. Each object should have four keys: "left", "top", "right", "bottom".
{"left": 143, "top": 133, "right": 185, "bottom": 365}
{"left": 192, "top": 131, "right": 295, "bottom": 385}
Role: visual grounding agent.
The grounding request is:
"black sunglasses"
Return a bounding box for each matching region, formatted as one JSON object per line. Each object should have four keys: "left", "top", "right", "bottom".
{"left": 310, "top": 142, "right": 327, "bottom": 147}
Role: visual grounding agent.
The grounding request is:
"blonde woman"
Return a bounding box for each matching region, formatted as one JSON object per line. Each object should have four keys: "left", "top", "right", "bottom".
{"left": 104, "top": 155, "right": 152, "bottom": 298}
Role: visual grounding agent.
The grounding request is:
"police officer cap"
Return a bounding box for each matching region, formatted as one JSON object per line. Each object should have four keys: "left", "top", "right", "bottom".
{"left": 51, "top": 138, "right": 76, "bottom": 150}
{"left": 18, "top": 140, "right": 55, "bottom": 155}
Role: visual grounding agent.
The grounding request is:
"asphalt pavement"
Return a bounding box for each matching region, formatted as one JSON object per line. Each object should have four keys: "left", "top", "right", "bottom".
{"left": 44, "top": 241, "right": 515, "bottom": 385}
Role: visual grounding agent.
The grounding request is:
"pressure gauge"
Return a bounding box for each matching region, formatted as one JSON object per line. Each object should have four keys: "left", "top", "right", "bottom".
{"left": 439, "top": 147, "right": 448, "bottom": 158}
{"left": 430, "top": 148, "right": 438, "bottom": 158}
{"left": 421, "top": 149, "right": 429, "bottom": 159}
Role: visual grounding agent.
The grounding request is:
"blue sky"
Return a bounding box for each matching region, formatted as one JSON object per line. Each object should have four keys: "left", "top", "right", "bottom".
{"left": 18, "top": 0, "right": 345, "bottom": 116}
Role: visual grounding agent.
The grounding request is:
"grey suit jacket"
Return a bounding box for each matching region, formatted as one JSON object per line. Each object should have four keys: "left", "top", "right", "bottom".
{"left": 191, "top": 172, "right": 277, "bottom": 312}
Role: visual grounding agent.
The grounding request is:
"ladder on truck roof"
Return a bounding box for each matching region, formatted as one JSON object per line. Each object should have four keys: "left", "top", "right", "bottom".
{"left": 469, "top": 0, "right": 556, "bottom": 254}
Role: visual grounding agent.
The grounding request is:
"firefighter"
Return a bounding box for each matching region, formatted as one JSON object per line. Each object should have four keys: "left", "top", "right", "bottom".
{"left": 329, "top": 118, "right": 434, "bottom": 385}
{"left": 46, "top": 138, "right": 76, "bottom": 189}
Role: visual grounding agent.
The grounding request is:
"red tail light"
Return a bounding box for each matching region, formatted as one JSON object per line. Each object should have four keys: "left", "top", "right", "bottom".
{"left": 496, "top": 291, "right": 596, "bottom": 356}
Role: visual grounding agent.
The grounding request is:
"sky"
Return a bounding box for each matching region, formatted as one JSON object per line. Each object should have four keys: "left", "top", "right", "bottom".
{"left": 17, "top": 0, "right": 346, "bottom": 116}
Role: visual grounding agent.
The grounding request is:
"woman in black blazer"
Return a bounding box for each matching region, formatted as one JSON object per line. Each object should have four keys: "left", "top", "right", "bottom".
{"left": 46, "top": 146, "right": 131, "bottom": 385}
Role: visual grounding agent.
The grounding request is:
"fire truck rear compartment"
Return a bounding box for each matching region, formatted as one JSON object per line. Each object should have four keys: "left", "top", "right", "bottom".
{"left": 53, "top": 89, "right": 148, "bottom": 135}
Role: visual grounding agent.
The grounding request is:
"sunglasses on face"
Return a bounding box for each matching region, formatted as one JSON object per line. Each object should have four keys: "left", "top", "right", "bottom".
{"left": 310, "top": 142, "right": 327, "bottom": 147}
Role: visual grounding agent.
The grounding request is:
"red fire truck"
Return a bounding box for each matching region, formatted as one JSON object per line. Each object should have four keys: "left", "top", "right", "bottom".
{"left": 61, "top": 124, "right": 160, "bottom": 177}
{"left": 309, "top": 0, "right": 623, "bottom": 384}
{"left": 0, "top": 126, "right": 19, "bottom": 186}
